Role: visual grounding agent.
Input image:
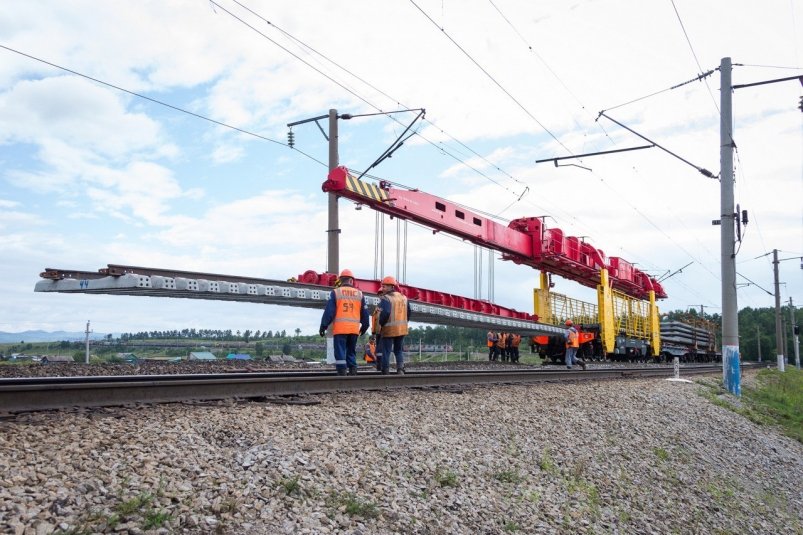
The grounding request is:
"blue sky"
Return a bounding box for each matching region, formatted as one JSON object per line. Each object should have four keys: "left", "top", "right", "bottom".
{"left": 1, "top": 0, "right": 801, "bottom": 336}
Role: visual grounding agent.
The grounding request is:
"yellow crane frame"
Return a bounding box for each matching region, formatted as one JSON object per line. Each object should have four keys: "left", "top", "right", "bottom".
{"left": 533, "top": 270, "right": 660, "bottom": 355}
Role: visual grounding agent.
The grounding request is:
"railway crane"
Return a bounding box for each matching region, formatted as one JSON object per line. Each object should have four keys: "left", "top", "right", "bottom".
{"left": 313, "top": 166, "right": 666, "bottom": 357}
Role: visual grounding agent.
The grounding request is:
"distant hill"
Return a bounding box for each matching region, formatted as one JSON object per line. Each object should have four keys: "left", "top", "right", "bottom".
{"left": 0, "top": 331, "right": 112, "bottom": 343}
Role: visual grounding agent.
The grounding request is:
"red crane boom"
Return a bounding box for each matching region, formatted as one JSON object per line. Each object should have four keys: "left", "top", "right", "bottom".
{"left": 322, "top": 166, "right": 667, "bottom": 300}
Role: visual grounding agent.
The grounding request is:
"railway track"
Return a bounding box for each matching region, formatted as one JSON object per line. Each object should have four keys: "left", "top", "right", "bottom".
{"left": 0, "top": 365, "right": 726, "bottom": 413}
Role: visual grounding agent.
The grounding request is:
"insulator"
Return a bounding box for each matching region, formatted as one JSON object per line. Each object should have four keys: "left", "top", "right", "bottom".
{"left": 287, "top": 130, "right": 295, "bottom": 148}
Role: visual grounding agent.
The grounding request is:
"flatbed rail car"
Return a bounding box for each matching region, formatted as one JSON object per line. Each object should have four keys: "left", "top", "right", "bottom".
{"left": 530, "top": 319, "right": 718, "bottom": 363}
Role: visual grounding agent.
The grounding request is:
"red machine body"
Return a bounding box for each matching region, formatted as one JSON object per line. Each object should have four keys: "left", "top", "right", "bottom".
{"left": 322, "top": 166, "right": 666, "bottom": 300}
{"left": 296, "top": 270, "right": 538, "bottom": 321}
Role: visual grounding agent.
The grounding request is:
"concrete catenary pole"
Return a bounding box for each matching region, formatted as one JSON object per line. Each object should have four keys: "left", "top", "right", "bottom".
{"left": 773, "top": 249, "right": 785, "bottom": 371}
{"left": 719, "top": 57, "right": 740, "bottom": 395}
{"left": 756, "top": 324, "right": 762, "bottom": 363}
{"left": 328, "top": 109, "right": 339, "bottom": 275}
{"left": 84, "top": 320, "right": 91, "bottom": 364}
{"left": 790, "top": 297, "right": 800, "bottom": 369}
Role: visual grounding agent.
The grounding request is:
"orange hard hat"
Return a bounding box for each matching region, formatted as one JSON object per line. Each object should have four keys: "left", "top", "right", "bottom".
{"left": 381, "top": 275, "right": 397, "bottom": 286}
{"left": 565, "top": 319, "right": 573, "bottom": 326}
{"left": 339, "top": 269, "right": 354, "bottom": 278}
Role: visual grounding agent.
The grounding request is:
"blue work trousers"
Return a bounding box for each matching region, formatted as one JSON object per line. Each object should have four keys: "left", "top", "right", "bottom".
{"left": 380, "top": 336, "right": 405, "bottom": 370}
{"left": 565, "top": 346, "right": 579, "bottom": 368}
{"left": 334, "top": 333, "right": 359, "bottom": 371}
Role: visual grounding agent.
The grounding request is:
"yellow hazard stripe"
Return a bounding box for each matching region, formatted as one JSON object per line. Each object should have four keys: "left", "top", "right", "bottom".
{"left": 346, "top": 174, "right": 388, "bottom": 203}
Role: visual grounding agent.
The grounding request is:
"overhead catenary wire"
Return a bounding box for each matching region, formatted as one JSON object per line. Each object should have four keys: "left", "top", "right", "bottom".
{"left": 225, "top": 0, "right": 532, "bottom": 197}
{"left": 217, "top": 0, "right": 718, "bottom": 295}
{"left": 487, "top": 0, "right": 615, "bottom": 144}
{"left": 0, "top": 44, "right": 333, "bottom": 169}
{"left": 408, "top": 0, "right": 574, "bottom": 157}
{"left": 669, "top": 0, "right": 721, "bottom": 114}
{"left": 600, "top": 68, "right": 717, "bottom": 114}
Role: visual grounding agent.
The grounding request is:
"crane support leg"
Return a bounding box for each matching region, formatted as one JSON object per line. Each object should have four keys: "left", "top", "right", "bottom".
{"left": 533, "top": 271, "right": 551, "bottom": 324}
{"left": 649, "top": 290, "right": 661, "bottom": 357}
{"left": 598, "top": 269, "right": 615, "bottom": 354}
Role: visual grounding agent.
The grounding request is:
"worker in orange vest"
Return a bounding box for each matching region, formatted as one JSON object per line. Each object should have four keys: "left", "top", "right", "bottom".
{"left": 378, "top": 276, "right": 411, "bottom": 374}
{"left": 487, "top": 330, "right": 499, "bottom": 361}
{"left": 511, "top": 333, "right": 521, "bottom": 363}
{"left": 499, "top": 332, "right": 508, "bottom": 362}
{"left": 364, "top": 336, "right": 377, "bottom": 365}
{"left": 319, "top": 269, "right": 369, "bottom": 375}
{"left": 564, "top": 320, "right": 586, "bottom": 370}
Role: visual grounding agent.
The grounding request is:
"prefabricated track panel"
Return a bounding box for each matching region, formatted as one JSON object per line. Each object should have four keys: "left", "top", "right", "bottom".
{"left": 34, "top": 273, "right": 566, "bottom": 336}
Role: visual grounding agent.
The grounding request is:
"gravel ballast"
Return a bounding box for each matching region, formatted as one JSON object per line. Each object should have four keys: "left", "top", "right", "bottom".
{"left": 1, "top": 372, "right": 800, "bottom": 534}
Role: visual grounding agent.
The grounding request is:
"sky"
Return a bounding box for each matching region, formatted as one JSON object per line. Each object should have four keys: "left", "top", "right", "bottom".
{"left": 0, "top": 0, "right": 801, "bottom": 337}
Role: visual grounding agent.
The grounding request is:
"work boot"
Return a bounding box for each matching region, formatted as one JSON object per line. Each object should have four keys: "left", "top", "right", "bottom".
{"left": 348, "top": 366, "right": 357, "bottom": 376}
{"left": 580, "top": 360, "right": 587, "bottom": 371}
{"left": 336, "top": 368, "right": 347, "bottom": 376}
{"left": 381, "top": 368, "right": 389, "bottom": 375}
{"left": 397, "top": 366, "right": 405, "bottom": 375}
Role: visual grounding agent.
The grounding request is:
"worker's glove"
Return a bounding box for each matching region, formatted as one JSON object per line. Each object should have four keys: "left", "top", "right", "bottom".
{"left": 319, "top": 327, "right": 326, "bottom": 337}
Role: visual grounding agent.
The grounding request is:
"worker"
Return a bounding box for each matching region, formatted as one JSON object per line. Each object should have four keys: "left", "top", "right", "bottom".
{"left": 370, "top": 287, "right": 385, "bottom": 371}
{"left": 511, "top": 333, "right": 521, "bottom": 363}
{"left": 487, "top": 330, "right": 499, "bottom": 361}
{"left": 564, "top": 320, "right": 586, "bottom": 370}
{"left": 499, "top": 332, "right": 508, "bottom": 362}
{"left": 319, "top": 269, "right": 369, "bottom": 376}
{"left": 363, "top": 336, "right": 377, "bottom": 365}
{"left": 378, "top": 275, "right": 411, "bottom": 374}
{"left": 505, "top": 331, "right": 514, "bottom": 362}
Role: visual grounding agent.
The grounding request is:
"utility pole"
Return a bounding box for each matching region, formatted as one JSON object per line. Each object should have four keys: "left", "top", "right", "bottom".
{"left": 790, "top": 297, "right": 799, "bottom": 369}
{"left": 773, "top": 249, "right": 785, "bottom": 371}
{"left": 327, "top": 108, "right": 339, "bottom": 275}
{"left": 287, "top": 109, "right": 341, "bottom": 275}
{"left": 84, "top": 320, "right": 91, "bottom": 364}
{"left": 719, "top": 57, "right": 740, "bottom": 395}
{"left": 756, "top": 324, "right": 761, "bottom": 363}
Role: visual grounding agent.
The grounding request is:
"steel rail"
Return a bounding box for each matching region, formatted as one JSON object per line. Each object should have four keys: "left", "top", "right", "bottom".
{"left": 0, "top": 366, "right": 723, "bottom": 413}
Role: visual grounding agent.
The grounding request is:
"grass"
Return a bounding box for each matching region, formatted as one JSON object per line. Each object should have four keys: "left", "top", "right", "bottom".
{"left": 494, "top": 469, "right": 524, "bottom": 484}
{"left": 705, "top": 480, "right": 736, "bottom": 504}
{"left": 278, "top": 475, "right": 301, "bottom": 495}
{"left": 143, "top": 509, "right": 170, "bottom": 529}
{"left": 327, "top": 491, "right": 380, "bottom": 519}
{"left": 503, "top": 521, "right": 521, "bottom": 532}
{"left": 434, "top": 467, "right": 459, "bottom": 487}
{"left": 653, "top": 447, "right": 670, "bottom": 461}
{"left": 116, "top": 493, "right": 153, "bottom": 515}
{"left": 538, "top": 450, "right": 558, "bottom": 475}
{"left": 698, "top": 368, "right": 803, "bottom": 443}
{"left": 743, "top": 368, "right": 803, "bottom": 442}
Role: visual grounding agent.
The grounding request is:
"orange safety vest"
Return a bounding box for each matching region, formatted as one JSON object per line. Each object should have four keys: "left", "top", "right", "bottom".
{"left": 364, "top": 342, "right": 376, "bottom": 363}
{"left": 380, "top": 291, "right": 409, "bottom": 337}
{"left": 499, "top": 333, "right": 507, "bottom": 347}
{"left": 511, "top": 334, "right": 521, "bottom": 347}
{"left": 487, "top": 332, "right": 494, "bottom": 347}
{"left": 371, "top": 307, "right": 381, "bottom": 335}
{"left": 566, "top": 327, "right": 579, "bottom": 348}
{"left": 333, "top": 286, "right": 363, "bottom": 335}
